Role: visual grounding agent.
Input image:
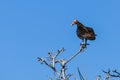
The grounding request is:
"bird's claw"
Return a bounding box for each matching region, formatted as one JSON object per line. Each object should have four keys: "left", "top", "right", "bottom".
{"left": 80, "top": 43, "right": 90, "bottom": 49}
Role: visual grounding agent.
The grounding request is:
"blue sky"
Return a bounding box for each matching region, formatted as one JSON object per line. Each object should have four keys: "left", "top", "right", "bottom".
{"left": 0, "top": 0, "right": 120, "bottom": 80}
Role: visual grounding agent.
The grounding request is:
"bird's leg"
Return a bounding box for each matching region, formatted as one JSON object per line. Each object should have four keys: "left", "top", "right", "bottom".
{"left": 80, "top": 39, "right": 86, "bottom": 49}
{"left": 80, "top": 39, "right": 85, "bottom": 45}
{"left": 80, "top": 39, "right": 84, "bottom": 45}
{"left": 85, "top": 39, "right": 90, "bottom": 45}
{"left": 80, "top": 39, "right": 90, "bottom": 48}
{"left": 85, "top": 39, "right": 87, "bottom": 46}
{"left": 80, "top": 39, "right": 89, "bottom": 48}
{"left": 84, "top": 39, "right": 87, "bottom": 48}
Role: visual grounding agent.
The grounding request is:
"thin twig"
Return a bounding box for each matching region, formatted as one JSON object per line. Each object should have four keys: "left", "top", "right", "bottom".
{"left": 96, "top": 75, "right": 101, "bottom": 80}
{"left": 103, "top": 69, "right": 120, "bottom": 80}
{"left": 55, "top": 48, "right": 64, "bottom": 58}
{"left": 37, "top": 57, "right": 56, "bottom": 71}
{"left": 66, "top": 44, "right": 85, "bottom": 64}
{"left": 113, "top": 70, "right": 120, "bottom": 76}
{"left": 77, "top": 67, "right": 84, "bottom": 80}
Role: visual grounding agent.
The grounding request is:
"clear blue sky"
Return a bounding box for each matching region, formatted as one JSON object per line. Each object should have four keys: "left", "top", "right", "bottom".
{"left": 0, "top": 0, "right": 120, "bottom": 80}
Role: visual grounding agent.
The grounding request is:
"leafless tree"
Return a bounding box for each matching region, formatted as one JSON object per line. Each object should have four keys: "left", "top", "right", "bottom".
{"left": 37, "top": 43, "right": 120, "bottom": 80}
{"left": 38, "top": 43, "right": 88, "bottom": 80}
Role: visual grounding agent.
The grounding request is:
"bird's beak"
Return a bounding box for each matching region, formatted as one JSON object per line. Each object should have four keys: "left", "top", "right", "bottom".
{"left": 71, "top": 22, "right": 74, "bottom": 26}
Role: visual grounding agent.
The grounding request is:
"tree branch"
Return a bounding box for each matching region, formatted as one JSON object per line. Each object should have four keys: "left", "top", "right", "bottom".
{"left": 103, "top": 69, "right": 120, "bottom": 80}
{"left": 77, "top": 67, "right": 85, "bottom": 80}
{"left": 65, "top": 44, "right": 86, "bottom": 64}
{"left": 38, "top": 43, "right": 88, "bottom": 80}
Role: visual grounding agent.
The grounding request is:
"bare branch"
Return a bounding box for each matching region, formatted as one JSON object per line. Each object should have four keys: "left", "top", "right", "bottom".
{"left": 66, "top": 44, "right": 86, "bottom": 64}
{"left": 103, "top": 69, "right": 120, "bottom": 80}
{"left": 55, "top": 48, "right": 65, "bottom": 58}
{"left": 38, "top": 43, "right": 88, "bottom": 80}
{"left": 77, "top": 67, "right": 84, "bottom": 80}
{"left": 96, "top": 75, "right": 101, "bottom": 80}
{"left": 37, "top": 57, "right": 56, "bottom": 71}
{"left": 113, "top": 69, "right": 120, "bottom": 76}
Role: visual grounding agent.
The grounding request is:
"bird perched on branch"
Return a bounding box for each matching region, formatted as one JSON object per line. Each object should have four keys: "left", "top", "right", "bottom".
{"left": 71, "top": 20, "right": 96, "bottom": 45}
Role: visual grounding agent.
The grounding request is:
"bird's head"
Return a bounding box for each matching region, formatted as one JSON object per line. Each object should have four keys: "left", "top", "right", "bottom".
{"left": 71, "top": 20, "right": 79, "bottom": 26}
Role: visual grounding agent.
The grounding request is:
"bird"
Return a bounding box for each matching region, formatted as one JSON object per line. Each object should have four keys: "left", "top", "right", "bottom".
{"left": 71, "top": 19, "right": 96, "bottom": 45}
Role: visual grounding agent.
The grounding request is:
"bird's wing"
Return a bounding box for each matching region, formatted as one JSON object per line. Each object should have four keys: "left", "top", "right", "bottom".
{"left": 84, "top": 27, "right": 94, "bottom": 33}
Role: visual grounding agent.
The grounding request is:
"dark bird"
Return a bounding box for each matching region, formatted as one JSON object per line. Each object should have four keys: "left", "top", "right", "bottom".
{"left": 71, "top": 20, "right": 96, "bottom": 45}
